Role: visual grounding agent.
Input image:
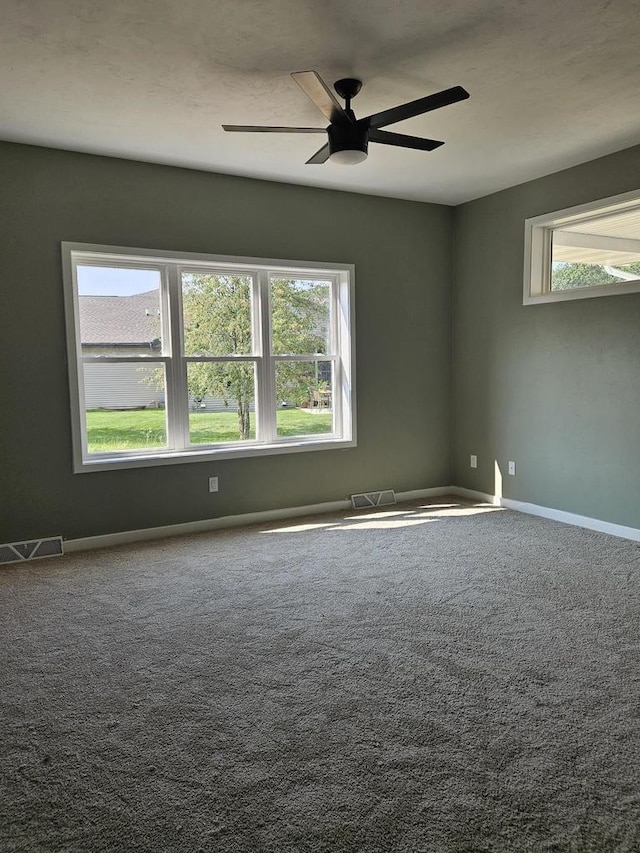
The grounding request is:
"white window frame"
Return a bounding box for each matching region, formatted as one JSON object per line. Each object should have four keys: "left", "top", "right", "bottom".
{"left": 523, "top": 188, "right": 640, "bottom": 305}
{"left": 62, "top": 243, "right": 356, "bottom": 472}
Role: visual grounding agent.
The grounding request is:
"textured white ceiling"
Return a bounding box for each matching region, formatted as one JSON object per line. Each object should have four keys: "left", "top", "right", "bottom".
{"left": 2, "top": 0, "right": 640, "bottom": 204}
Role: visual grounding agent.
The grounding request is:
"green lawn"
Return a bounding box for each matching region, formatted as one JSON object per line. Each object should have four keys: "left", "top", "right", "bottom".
{"left": 86, "top": 408, "right": 333, "bottom": 452}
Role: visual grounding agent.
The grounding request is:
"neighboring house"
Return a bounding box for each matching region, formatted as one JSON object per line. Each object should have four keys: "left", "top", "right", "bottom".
{"left": 79, "top": 291, "right": 249, "bottom": 413}
{"left": 80, "top": 291, "right": 164, "bottom": 410}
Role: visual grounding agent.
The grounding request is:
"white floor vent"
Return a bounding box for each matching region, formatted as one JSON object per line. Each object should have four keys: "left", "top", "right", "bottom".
{"left": 0, "top": 537, "right": 64, "bottom": 565}
{"left": 351, "top": 489, "right": 396, "bottom": 509}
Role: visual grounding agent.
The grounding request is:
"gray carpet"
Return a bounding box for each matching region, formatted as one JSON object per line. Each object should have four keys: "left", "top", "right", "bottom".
{"left": 2, "top": 499, "right": 640, "bottom": 852}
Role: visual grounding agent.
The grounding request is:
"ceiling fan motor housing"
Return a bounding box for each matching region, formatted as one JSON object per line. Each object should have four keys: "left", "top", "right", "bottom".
{"left": 328, "top": 122, "right": 368, "bottom": 160}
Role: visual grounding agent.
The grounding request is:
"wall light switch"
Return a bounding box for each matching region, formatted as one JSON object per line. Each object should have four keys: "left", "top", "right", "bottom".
{"left": 208, "top": 476, "right": 219, "bottom": 493}
{"left": 470, "top": 454, "right": 478, "bottom": 469}
{"left": 508, "top": 461, "right": 516, "bottom": 476}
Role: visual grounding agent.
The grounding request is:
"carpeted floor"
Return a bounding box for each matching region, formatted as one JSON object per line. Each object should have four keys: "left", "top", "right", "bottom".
{"left": 1, "top": 498, "right": 639, "bottom": 852}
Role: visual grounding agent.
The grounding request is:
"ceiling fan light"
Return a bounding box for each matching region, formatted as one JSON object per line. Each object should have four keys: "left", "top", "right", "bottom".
{"left": 327, "top": 122, "right": 368, "bottom": 165}
{"left": 329, "top": 148, "right": 368, "bottom": 165}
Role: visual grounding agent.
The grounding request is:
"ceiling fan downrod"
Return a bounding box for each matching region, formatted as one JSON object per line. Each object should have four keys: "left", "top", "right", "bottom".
{"left": 333, "top": 78, "right": 363, "bottom": 114}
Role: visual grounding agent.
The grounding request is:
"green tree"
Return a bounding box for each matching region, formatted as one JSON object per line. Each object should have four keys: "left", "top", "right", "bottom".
{"left": 551, "top": 261, "right": 640, "bottom": 291}
{"left": 183, "top": 274, "right": 254, "bottom": 439}
{"left": 182, "top": 274, "right": 328, "bottom": 440}
{"left": 269, "top": 277, "right": 330, "bottom": 411}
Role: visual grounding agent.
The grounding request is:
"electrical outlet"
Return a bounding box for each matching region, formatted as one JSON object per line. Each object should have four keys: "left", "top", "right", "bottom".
{"left": 208, "top": 476, "right": 219, "bottom": 493}
{"left": 508, "top": 461, "right": 516, "bottom": 476}
{"left": 470, "top": 454, "right": 478, "bottom": 469}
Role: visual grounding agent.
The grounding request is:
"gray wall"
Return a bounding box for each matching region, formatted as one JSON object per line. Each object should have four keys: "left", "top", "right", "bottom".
{"left": 452, "top": 144, "right": 640, "bottom": 529}
{"left": 0, "top": 142, "right": 452, "bottom": 542}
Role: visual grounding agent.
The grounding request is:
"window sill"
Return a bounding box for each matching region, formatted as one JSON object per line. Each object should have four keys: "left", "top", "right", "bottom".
{"left": 75, "top": 436, "right": 357, "bottom": 473}
{"left": 524, "top": 278, "right": 640, "bottom": 305}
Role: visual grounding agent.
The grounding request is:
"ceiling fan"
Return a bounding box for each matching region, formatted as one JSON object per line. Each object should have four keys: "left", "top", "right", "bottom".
{"left": 223, "top": 70, "right": 469, "bottom": 165}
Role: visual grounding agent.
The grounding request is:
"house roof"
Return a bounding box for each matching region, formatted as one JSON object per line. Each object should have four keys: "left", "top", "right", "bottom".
{"left": 79, "top": 291, "right": 161, "bottom": 346}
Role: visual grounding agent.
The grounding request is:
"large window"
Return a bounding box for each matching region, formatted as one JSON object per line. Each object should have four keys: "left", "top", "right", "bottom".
{"left": 524, "top": 189, "right": 640, "bottom": 304}
{"left": 62, "top": 244, "right": 355, "bottom": 471}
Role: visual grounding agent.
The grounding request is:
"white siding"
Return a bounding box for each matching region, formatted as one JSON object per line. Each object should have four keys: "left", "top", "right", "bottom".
{"left": 83, "top": 363, "right": 164, "bottom": 409}
{"left": 83, "top": 362, "right": 253, "bottom": 413}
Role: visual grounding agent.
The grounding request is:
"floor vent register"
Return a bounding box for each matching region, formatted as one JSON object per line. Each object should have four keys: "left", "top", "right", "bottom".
{"left": 0, "top": 537, "right": 64, "bottom": 565}
{"left": 351, "top": 489, "right": 396, "bottom": 509}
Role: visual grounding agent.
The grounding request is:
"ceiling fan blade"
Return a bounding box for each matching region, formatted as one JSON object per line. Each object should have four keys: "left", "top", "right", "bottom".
{"left": 369, "top": 129, "right": 444, "bottom": 151}
{"left": 222, "top": 125, "right": 325, "bottom": 134}
{"left": 305, "top": 143, "right": 331, "bottom": 165}
{"left": 363, "top": 85, "right": 469, "bottom": 129}
{"left": 291, "top": 71, "right": 352, "bottom": 124}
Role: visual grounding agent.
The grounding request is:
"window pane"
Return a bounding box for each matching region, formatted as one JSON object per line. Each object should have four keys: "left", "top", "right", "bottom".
{"left": 77, "top": 266, "right": 163, "bottom": 352}
{"left": 276, "top": 361, "right": 333, "bottom": 438}
{"left": 550, "top": 259, "right": 640, "bottom": 291}
{"left": 83, "top": 363, "right": 167, "bottom": 454}
{"left": 551, "top": 212, "right": 640, "bottom": 291}
{"left": 270, "top": 278, "right": 331, "bottom": 355}
{"left": 182, "top": 273, "right": 254, "bottom": 356}
{"left": 187, "top": 362, "right": 256, "bottom": 444}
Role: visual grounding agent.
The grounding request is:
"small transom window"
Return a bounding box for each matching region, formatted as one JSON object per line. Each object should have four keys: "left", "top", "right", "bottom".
{"left": 524, "top": 189, "right": 640, "bottom": 304}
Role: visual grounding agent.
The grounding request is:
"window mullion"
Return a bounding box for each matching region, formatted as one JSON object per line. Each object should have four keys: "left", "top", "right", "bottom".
{"left": 337, "top": 272, "right": 353, "bottom": 439}
{"left": 165, "top": 264, "right": 190, "bottom": 451}
{"left": 256, "top": 270, "right": 276, "bottom": 443}
{"left": 69, "top": 258, "right": 89, "bottom": 463}
{"left": 81, "top": 355, "right": 171, "bottom": 364}
{"left": 330, "top": 280, "right": 342, "bottom": 437}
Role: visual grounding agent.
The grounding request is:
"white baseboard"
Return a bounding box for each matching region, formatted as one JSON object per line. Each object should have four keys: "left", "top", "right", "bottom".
{"left": 449, "top": 486, "right": 498, "bottom": 505}
{"left": 65, "top": 498, "right": 351, "bottom": 553}
{"left": 449, "top": 487, "right": 640, "bottom": 543}
{"left": 64, "top": 486, "right": 454, "bottom": 553}
{"left": 63, "top": 484, "right": 640, "bottom": 553}
{"left": 395, "top": 486, "right": 457, "bottom": 502}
